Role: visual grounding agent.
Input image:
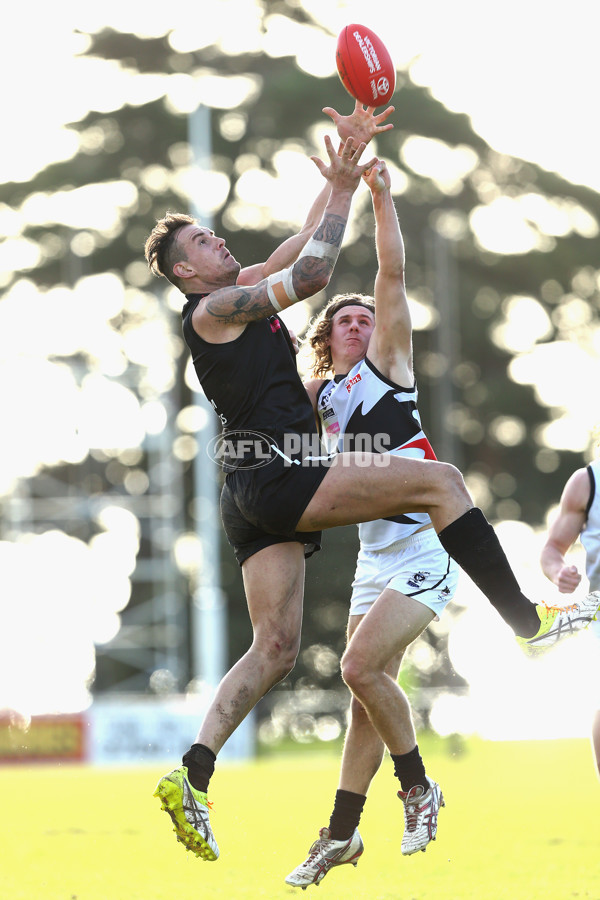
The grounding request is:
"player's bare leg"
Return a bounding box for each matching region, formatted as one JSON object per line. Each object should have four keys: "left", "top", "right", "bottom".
{"left": 341, "top": 592, "right": 433, "bottom": 754}
{"left": 336, "top": 693, "right": 386, "bottom": 795}
{"left": 335, "top": 613, "right": 396, "bottom": 797}
{"left": 194, "top": 540, "right": 306, "bottom": 753}
{"left": 341, "top": 593, "right": 443, "bottom": 854}
{"left": 335, "top": 603, "right": 418, "bottom": 797}
{"left": 296, "top": 453, "right": 470, "bottom": 534}
{"left": 286, "top": 593, "right": 439, "bottom": 886}
{"left": 155, "top": 541, "right": 306, "bottom": 859}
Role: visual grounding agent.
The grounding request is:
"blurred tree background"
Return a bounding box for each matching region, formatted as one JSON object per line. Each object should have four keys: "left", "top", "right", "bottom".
{"left": 2, "top": 4, "right": 599, "bottom": 743}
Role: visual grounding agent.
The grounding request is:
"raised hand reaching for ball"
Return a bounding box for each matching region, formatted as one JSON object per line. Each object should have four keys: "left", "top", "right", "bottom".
{"left": 323, "top": 99, "right": 394, "bottom": 148}
{"left": 362, "top": 159, "right": 390, "bottom": 192}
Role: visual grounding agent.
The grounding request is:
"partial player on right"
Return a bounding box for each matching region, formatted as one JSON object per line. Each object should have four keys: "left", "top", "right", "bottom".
{"left": 540, "top": 459, "right": 600, "bottom": 779}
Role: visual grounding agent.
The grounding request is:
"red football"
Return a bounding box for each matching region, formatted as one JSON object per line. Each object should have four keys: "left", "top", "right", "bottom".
{"left": 336, "top": 24, "right": 396, "bottom": 107}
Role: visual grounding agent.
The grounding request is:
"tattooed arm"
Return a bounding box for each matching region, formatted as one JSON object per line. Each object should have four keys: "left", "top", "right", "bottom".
{"left": 236, "top": 183, "right": 331, "bottom": 287}
{"left": 190, "top": 212, "right": 347, "bottom": 344}
{"left": 236, "top": 104, "right": 394, "bottom": 287}
{"left": 192, "top": 137, "right": 377, "bottom": 343}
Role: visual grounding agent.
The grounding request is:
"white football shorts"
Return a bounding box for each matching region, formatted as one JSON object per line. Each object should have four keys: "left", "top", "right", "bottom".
{"left": 349, "top": 526, "right": 460, "bottom": 619}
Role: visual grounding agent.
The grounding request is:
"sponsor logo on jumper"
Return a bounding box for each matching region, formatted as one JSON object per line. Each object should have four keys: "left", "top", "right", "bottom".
{"left": 322, "top": 407, "right": 336, "bottom": 420}
{"left": 346, "top": 373, "right": 362, "bottom": 393}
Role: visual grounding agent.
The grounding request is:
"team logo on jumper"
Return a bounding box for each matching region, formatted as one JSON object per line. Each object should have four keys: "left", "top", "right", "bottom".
{"left": 407, "top": 570, "right": 429, "bottom": 589}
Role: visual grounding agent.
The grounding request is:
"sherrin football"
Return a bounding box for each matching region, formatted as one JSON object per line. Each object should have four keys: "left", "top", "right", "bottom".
{"left": 336, "top": 24, "right": 396, "bottom": 107}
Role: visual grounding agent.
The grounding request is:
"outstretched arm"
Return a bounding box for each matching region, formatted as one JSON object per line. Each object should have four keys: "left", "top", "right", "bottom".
{"left": 192, "top": 137, "right": 377, "bottom": 342}
{"left": 362, "top": 161, "right": 412, "bottom": 384}
{"left": 540, "top": 467, "right": 590, "bottom": 593}
{"left": 236, "top": 103, "right": 393, "bottom": 287}
{"left": 237, "top": 183, "right": 331, "bottom": 286}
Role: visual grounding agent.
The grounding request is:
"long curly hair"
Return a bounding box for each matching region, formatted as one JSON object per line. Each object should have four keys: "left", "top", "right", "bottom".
{"left": 305, "top": 293, "right": 375, "bottom": 378}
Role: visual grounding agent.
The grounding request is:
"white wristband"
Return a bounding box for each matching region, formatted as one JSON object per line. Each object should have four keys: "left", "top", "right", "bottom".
{"left": 298, "top": 237, "right": 339, "bottom": 263}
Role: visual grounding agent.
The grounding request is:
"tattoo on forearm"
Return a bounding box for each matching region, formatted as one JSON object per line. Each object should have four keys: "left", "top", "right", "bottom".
{"left": 313, "top": 213, "right": 346, "bottom": 247}
{"left": 203, "top": 212, "right": 347, "bottom": 323}
{"left": 291, "top": 213, "right": 345, "bottom": 298}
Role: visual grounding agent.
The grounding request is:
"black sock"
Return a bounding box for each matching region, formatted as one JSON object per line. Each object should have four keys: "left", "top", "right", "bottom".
{"left": 391, "top": 746, "right": 427, "bottom": 794}
{"left": 328, "top": 789, "right": 366, "bottom": 840}
{"left": 181, "top": 743, "right": 216, "bottom": 793}
{"left": 438, "top": 508, "right": 540, "bottom": 637}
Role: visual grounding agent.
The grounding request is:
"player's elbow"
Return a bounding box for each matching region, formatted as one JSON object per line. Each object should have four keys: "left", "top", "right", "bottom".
{"left": 292, "top": 261, "right": 331, "bottom": 301}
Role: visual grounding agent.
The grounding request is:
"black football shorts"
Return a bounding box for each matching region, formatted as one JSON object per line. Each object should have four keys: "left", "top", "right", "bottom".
{"left": 220, "top": 452, "right": 331, "bottom": 565}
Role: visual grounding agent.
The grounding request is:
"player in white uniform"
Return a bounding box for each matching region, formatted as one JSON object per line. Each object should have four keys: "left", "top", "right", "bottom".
{"left": 540, "top": 457, "right": 600, "bottom": 779}
{"left": 285, "top": 160, "right": 460, "bottom": 888}
{"left": 315, "top": 343, "right": 459, "bottom": 621}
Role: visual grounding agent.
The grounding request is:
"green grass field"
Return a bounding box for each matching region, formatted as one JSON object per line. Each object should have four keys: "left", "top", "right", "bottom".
{"left": 2, "top": 735, "right": 599, "bottom": 899}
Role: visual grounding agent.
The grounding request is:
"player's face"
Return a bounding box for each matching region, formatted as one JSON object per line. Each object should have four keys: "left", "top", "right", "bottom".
{"left": 177, "top": 224, "right": 241, "bottom": 286}
{"left": 328, "top": 305, "right": 375, "bottom": 370}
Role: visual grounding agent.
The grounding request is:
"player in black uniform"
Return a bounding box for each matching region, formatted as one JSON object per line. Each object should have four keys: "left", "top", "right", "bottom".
{"left": 144, "top": 105, "right": 600, "bottom": 866}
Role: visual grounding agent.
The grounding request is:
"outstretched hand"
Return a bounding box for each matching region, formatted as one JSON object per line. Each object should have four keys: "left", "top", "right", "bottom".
{"left": 311, "top": 135, "right": 378, "bottom": 193}
{"left": 323, "top": 99, "right": 394, "bottom": 146}
{"left": 362, "top": 159, "right": 391, "bottom": 192}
